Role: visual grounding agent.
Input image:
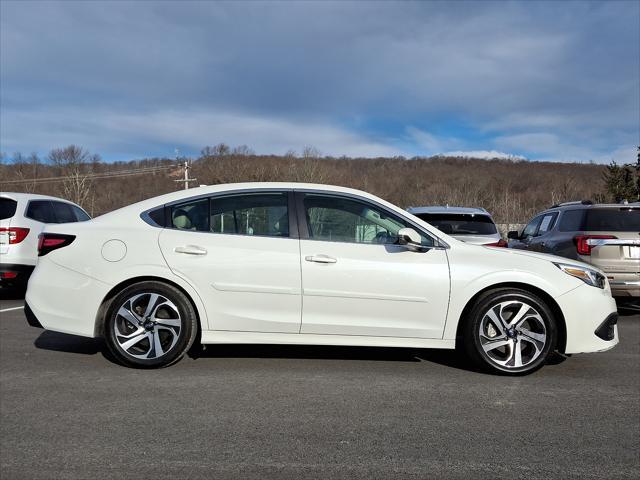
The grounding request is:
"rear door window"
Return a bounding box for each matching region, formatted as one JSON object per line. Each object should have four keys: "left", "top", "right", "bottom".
{"left": 0, "top": 198, "right": 17, "bottom": 220}
{"left": 584, "top": 208, "right": 640, "bottom": 232}
{"left": 26, "top": 200, "right": 56, "bottom": 223}
{"left": 211, "top": 193, "right": 289, "bottom": 237}
{"left": 171, "top": 199, "right": 210, "bottom": 232}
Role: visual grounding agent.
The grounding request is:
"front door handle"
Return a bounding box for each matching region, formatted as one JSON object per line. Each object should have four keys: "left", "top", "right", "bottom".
{"left": 305, "top": 254, "right": 337, "bottom": 264}
{"left": 175, "top": 245, "right": 207, "bottom": 255}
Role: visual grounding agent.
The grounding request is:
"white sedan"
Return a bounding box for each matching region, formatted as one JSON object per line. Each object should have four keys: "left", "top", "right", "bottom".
{"left": 25, "top": 183, "right": 619, "bottom": 374}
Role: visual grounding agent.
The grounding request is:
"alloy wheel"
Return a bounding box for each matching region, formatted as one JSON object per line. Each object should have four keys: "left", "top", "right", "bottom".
{"left": 478, "top": 300, "right": 547, "bottom": 369}
{"left": 113, "top": 293, "right": 182, "bottom": 359}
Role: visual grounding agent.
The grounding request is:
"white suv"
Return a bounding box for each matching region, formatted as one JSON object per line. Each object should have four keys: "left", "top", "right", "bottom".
{"left": 407, "top": 206, "right": 506, "bottom": 247}
{"left": 0, "top": 193, "right": 90, "bottom": 288}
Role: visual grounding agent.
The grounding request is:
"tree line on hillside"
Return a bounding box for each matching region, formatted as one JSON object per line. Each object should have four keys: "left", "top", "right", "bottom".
{"left": 1, "top": 144, "right": 638, "bottom": 225}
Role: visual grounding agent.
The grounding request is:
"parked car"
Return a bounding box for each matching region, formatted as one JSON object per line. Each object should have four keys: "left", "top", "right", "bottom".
{"left": 0, "top": 192, "right": 90, "bottom": 288}
{"left": 25, "top": 183, "right": 618, "bottom": 374}
{"left": 407, "top": 206, "right": 506, "bottom": 246}
{"left": 508, "top": 201, "right": 639, "bottom": 298}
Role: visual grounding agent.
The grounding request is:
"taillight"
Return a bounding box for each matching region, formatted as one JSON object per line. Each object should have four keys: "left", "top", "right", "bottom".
{"left": 0, "top": 227, "right": 30, "bottom": 244}
{"left": 485, "top": 239, "right": 508, "bottom": 248}
{"left": 37, "top": 233, "right": 76, "bottom": 256}
{"left": 574, "top": 235, "right": 617, "bottom": 256}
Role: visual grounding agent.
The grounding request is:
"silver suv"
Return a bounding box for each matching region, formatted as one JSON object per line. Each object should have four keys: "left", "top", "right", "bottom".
{"left": 407, "top": 206, "right": 506, "bottom": 246}
{"left": 508, "top": 201, "right": 639, "bottom": 298}
{"left": 0, "top": 192, "right": 90, "bottom": 288}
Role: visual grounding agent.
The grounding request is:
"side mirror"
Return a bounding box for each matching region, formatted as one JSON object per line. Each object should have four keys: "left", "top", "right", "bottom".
{"left": 397, "top": 227, "right": 423, "bottom": 251}
{"left": 507, "top": 230, "right": 520, "bottom": 240}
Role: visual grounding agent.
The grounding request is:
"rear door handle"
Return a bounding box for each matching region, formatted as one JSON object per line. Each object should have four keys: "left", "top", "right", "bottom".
{"left": 175, "top": 245, "right": 207, "bottom": 255}
{"left": 305, "top": 254, "right": 337, "bottom": 264}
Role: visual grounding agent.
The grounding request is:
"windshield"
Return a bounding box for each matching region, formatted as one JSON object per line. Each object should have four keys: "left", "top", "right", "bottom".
{"left": 584, "top": 208, "right": 640, "bottom": 232}
{"left": 415, "top": 213, "right": 497, "bottom": 235}
{"left": 0, "top": 198, "right": 17, "bottom": 220}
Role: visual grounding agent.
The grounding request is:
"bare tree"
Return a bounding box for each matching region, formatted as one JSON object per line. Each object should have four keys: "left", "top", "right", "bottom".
{"left": 48, "top": 145, "right": 98, "bottom": 207}
{"left": 232, "top": 145, "right": 255, "bottom": 156}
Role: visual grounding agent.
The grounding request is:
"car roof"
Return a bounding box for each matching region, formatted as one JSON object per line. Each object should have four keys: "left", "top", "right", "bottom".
{"left": 114, "top": 182, "right": 389, "bottom": 210}
{"left": 407, "top": 206, "right": 490, "bottom": 216}
{"left": 541, "top": 202, "right": 640, "bottom": 215}
{"left": 0, "top": 192, "right": 78, "bottom": 203}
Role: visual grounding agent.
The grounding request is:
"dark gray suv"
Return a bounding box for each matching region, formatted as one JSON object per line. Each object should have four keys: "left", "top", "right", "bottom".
{"left": 508, "top": 201, "right": 639, "bottom": 298}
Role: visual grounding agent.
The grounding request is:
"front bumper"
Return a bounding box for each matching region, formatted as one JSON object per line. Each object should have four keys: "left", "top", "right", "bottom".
{"left": 555, "top": 284, "right": 619, "bottom": 354}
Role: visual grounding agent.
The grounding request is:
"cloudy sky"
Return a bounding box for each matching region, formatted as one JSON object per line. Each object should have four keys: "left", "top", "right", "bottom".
{"left": 1, "top": 0, "right": 638, "bottom": 162}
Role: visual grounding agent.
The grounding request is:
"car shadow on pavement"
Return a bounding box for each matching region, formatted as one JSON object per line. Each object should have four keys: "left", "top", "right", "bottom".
{"left": 33, "top": 329, "right": 481, "bottom": 372}
{"left": 189, "top": 343, "right": 483, "bottom": 373}
{"left": 0, "top": 286, "right": 26, "bottom": 301}
{"left": 34, "top": 330, "right": 104, "bottom": 355}
{"left": 616, "top": 299, "right": 639, "bottom": 316}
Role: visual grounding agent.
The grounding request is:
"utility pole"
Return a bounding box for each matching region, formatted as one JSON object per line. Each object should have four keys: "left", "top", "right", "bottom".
{"left": 174, "top": 150, "right": 196, "bottom": 190}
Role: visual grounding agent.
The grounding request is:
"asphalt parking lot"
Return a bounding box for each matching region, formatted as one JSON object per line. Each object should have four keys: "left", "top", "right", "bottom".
{"left": 1, "top": 296, "right": 638, "bottom": 480}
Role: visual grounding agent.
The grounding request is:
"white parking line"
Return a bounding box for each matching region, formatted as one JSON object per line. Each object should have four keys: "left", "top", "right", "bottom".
{"left": 0, "top": 306, "right": 24, "bottom": 313}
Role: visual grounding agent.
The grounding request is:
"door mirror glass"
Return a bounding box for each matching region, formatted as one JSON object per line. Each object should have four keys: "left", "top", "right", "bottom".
{"left": 507, "top": 230, "right": 520, "bottom": 240}
{"left": 397, "top": 228, "right": 423, "bottom": 250}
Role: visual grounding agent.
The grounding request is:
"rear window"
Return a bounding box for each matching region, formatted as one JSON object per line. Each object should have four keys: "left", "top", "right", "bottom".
{"left": 584, "top": 208, "right": 640, "bottom": 232}
{"left": 414, "top": 213, "right": 497, "bottom": 235}
{"left": 0, "top": 198, "right": 17, "bottom": 220}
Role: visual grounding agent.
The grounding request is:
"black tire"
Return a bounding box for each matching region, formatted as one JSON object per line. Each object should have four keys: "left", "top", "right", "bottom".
{"left": 462, "top": 288, "right": 557, "bottom": 375}
{"left": 104, "top": 281, "right": 198, "bottom": 368}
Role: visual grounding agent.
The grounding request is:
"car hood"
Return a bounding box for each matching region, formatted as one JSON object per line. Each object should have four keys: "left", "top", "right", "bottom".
{"left": 487, "top": 246, "right": 603, "bottom": 273}
{"left": 451, "top": 233, "right": 501, "bottom": 245}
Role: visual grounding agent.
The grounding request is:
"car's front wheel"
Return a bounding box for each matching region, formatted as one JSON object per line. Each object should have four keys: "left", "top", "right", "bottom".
{"left": 104, "top": 281, "right": 198, "bottom": 368}
{"left": 462, "top": 288, "right": 557, "bottom": 375}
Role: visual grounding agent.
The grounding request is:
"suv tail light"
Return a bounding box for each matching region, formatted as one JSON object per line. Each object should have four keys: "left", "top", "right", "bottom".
{"left": 37, "top": 233, "right": 75, "bottom": 256}
{"left": 485, "top": 239, "right": 508, "bottom": 248}
{"left": 0, "top": 227, "right": 30, "bottom": 244}
{"left": 574, "top": 235, "right": 617, "bottom": 256}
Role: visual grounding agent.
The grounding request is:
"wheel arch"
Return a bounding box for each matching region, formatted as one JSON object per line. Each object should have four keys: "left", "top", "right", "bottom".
{"left": 94, "top": 275, "right": 205, "bottom": 339}
{"left": 454, "top": 282, "right": 567, "bottom": 354}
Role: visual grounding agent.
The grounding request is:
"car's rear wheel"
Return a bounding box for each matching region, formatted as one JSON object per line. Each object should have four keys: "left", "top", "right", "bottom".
{"left": 462, "top": 288, "right": 557, "bottom": 375}
{"left": 104, "top": 281, "right": 198, "bottom": 368}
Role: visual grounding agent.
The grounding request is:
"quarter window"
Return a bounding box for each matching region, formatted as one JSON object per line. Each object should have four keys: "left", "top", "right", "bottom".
{"left": 72, "top": 205, "right": 91, "bottom": 221}
{"left": 558, "top": 210, "right": 585, "bottom": 232}
{"left": 51, "top": 202, "right": 77, "bottom": 223}
{"left": 303, "top": 194, "right": 433, "bottom": 246}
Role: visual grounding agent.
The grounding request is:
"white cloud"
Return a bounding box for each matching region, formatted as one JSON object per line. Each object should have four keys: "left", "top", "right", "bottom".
{"left": 437, "top": 151, "right": 526, "bottom": 161}
{"left": 0, "top": 108, "right": 410, "bottom": 159}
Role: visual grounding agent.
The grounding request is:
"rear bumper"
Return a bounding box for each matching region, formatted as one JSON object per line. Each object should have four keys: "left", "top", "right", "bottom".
{"left": 24, "top": 302, "right": 44, "bottom": 329}
{"left": 25, "top": 257, "right": 111, "bottom": 338}
{"left": 0, "top": 263, "right": 34, "bottom": 285}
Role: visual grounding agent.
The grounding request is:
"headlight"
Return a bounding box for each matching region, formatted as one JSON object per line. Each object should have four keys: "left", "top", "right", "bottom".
{"left": 554, "top": 263, "right": 606, "bottom": 289}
